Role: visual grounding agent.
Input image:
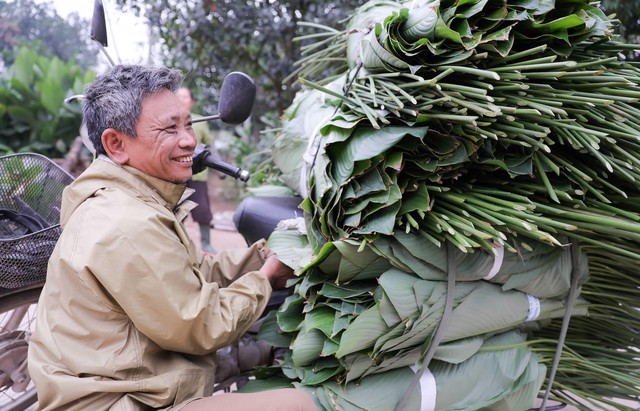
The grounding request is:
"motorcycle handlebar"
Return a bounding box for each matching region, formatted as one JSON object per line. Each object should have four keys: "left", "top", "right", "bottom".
{"left": 191, "top": 144, "right": 250, "bottom": 182}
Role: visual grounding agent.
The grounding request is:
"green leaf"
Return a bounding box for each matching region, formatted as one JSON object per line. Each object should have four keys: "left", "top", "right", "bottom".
{"left": 11, "top": 48, "right": 35, "bottom": 85}
{"left": 456, "top": 0, "right": 489, "bottom": 19}
{"left": 336, "top": 304, "right": 387, "bottom": 357}
{"left": 525, "top": 14, "right": 586, "bottom": 34}
{"left": 398, "top": 182, "right": 430, "bottom": 215}
{"left": 7, "top": 106, "right": 35, "bottom": 125}
{"left": 330, "top": 126, "right": 426, "bottom": 183}
{"left": 353, "top": 200, "right": 401, "bottom": 235}
{"left": 277, "top": 295, "right": 305, "bottom": 333}
{"left": 400, "top": 5, "right": 438, "bottom": 42}
{"left": 323, "top": 367, "right": 421, "bottom": 411}
{"left": 237, "top": 376, "right": 294, "bottom": 393}
{"left": 334, "top": 240, "right": 392, "bottom": 282}
{"left": 300, "top": 365, "right": 342, "bottom": 385}
{"left": 360, "top": 28, "right": 412, "bottom": 72}
{"left": 330, "top": 312, "right": 352, "bottom": 339}
{"left": 267, "top": 230, "right": 312, "bottom": 271}
{"left": 434, "top": 16, "right": 463, "bottom": 44}
{"left": 291, "top": 328, "right": 326, "bottom": 366}
{"left": 432, "top": 331, "right": 546, "bottom": 410}
{"left": 318, "top": 282, "right": 376, "bottom": 300}
{"left": 432, "top": 335, "right": 484, "bottom": 363}
{"left": 257, "top": 311, "right": 292, "bottom": 348}
{"left": 378, "top": 269, "right": 420, "bottom": 319}
{"left": 301, "top": 306, "right": 336, "bottom": 337}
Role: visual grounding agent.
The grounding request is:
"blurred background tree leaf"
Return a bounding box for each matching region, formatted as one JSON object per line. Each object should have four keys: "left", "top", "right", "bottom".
{"left": 0, "top": 46, "right": 95, "bottom": 156}
{"left": 0, "top": 0, "right": 100, "bottom": 71}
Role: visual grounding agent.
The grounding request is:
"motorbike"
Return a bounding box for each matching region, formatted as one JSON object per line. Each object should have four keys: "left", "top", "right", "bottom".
{"left": 209, "top": 195, "right": 301, "bottom": 393}
{"left": 0, "top": 153, "right": 74, "bottom": 410}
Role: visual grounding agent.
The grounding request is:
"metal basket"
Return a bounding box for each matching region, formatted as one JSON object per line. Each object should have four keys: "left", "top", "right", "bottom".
{"left": 0, "top": 153, "right": 74, "bottom": 288}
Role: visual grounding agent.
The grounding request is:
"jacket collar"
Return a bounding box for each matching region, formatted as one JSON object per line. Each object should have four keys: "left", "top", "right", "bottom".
{"left": 95, "top": 156, "right": 192, "bottom": 211}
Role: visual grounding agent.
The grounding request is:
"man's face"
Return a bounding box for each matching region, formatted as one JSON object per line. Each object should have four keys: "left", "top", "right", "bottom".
{"left": 125, "top": 89, "right": 197, "bottom": 184}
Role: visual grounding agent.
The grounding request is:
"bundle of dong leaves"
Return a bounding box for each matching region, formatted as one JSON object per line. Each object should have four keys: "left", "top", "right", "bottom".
{"left": 246, "top": 0, "right": 640, "bottom": 409}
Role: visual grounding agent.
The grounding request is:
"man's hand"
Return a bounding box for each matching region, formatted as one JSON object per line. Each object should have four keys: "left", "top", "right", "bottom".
{"left": 259, "top": 255, "right": 294, "bottom": 290}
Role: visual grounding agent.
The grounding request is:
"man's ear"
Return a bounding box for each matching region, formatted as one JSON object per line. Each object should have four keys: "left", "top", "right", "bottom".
{"left": 101, "top": 128, "right": 129, "bottom": 165}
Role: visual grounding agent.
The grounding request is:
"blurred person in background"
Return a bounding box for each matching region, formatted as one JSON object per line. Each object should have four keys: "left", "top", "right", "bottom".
{"left": 177, "top": 86, "right": 217, "bottom": 254}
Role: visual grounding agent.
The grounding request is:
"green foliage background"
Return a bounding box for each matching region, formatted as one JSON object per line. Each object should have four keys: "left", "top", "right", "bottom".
{"left": 0, "top": 47, "right": 95, "bottom": 156}
{"left": 0, "top": 0, "right": 99, "bottom": 71}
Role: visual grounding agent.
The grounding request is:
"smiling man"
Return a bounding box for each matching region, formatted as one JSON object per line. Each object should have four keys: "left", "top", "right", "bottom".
{"left": 27, "top": 65, "right": 316, "bottom": 411}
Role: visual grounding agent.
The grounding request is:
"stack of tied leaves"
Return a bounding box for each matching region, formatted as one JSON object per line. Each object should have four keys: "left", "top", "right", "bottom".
{"left": 248, "top": 0, "right": 640, "bottom": 410}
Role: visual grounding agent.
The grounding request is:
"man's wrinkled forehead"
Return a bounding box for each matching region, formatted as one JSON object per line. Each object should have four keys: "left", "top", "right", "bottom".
{"left": 138, "top": 90, "right": 190, "bottom": 124}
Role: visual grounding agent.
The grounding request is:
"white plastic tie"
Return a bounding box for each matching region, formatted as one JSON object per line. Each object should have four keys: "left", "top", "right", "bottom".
{"left": 410, "top": 365, "right": 436, "bottom": 411}
{"left": 483, "top": 242, "right": 504, "bottom": 280}
{"left": 525, "top": 294, "right": 541, "bottom": 322}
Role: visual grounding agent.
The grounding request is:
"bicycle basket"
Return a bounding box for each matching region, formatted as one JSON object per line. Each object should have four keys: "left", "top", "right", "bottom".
{"left": 0, "top": 153, "right": 74, "bottom": 288}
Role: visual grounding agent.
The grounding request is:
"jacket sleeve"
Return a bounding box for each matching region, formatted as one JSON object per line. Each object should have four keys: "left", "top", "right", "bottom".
{"left": 78, "top": 205, "right": 272, "bottom": 355}
{"left": 198, "top": 239, "right": 267, "bottom": 287}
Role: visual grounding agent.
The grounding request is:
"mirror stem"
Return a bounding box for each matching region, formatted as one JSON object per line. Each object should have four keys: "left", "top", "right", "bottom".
{"left": 98, "top": 45, "right": 116, "bottom": 67}
{"left": 191, "top": 114, "right": 221, "bottom": 124}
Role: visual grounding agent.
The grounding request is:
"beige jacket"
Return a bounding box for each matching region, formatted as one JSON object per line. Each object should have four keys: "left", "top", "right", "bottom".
{"left": 28, "top": 158, "right": 271, "bottom": 410}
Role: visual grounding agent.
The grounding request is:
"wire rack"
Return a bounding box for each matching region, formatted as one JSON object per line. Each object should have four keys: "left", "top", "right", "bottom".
{"left": 0, "top": 153, "right": 74, "bottom": 288}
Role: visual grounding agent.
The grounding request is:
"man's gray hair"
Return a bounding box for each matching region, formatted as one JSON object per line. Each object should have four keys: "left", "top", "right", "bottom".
{"left": 82, "top": 65, "right": 183, "bottom": 156}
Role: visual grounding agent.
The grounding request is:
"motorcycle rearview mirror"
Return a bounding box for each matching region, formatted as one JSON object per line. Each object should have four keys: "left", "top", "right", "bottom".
{"left": 91, "top": 0, "right": 116, "bottom": 66}
{"left": 191, "top": 72, "right": 255, "bottom": 181}
{"left": 64, "top": 0, "right": 113, "bottom": 104}
{"left": 192, "top": 72, "right": 256, "bottom": 125}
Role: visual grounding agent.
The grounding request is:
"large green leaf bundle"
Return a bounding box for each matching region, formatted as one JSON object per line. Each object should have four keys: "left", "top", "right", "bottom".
{"left": 253, "top": 0, "right": 640, "bottom": 409}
